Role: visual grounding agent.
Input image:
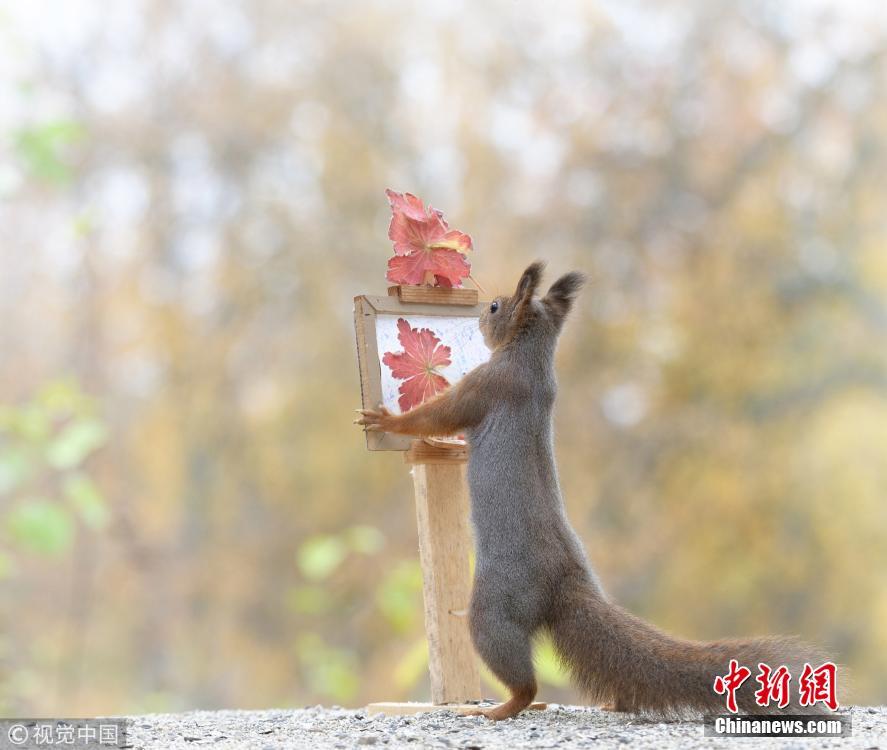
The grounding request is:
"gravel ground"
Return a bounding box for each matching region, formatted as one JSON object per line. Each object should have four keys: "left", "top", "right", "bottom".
{"left": 123, "top": 704, "right": 886, "bottom": 749}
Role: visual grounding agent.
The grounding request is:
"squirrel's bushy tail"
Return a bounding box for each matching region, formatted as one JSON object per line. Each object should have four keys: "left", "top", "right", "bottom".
{"left": 549, "top": 581, "right": 831, "bottom": 716}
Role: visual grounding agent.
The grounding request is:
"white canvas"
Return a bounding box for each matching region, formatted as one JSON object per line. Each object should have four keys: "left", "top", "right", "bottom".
{"left": 374, "top": 313, "right": 491, "bottom": 414}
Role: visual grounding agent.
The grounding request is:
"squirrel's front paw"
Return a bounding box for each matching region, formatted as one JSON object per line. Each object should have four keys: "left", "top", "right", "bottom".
{"left": 354, "top": 405, "right": 393, "bottom": 432}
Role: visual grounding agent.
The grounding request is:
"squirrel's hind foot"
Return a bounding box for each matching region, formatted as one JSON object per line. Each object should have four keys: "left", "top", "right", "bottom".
{"left": 464, "top": 686, "right": 540, "bottom": 721}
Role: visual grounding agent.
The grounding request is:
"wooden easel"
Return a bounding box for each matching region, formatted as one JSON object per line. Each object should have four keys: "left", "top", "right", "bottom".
{"left": 355, "top": 283, "right": 544, "bottom": 716}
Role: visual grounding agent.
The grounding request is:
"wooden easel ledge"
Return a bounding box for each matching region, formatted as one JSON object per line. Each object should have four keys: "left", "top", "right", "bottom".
{"left": 404, "top": 438, "right": 469, "bottom": 465}
{"left": 366, "top": 701, "right": 547, "bottom": 716}
{"left": 388, "top": 284, "right": 479, "bottom": 306}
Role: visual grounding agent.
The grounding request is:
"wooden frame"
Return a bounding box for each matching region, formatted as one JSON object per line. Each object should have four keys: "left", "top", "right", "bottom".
{"left": 353, "top": 291, "right": 488, "bottom": 451}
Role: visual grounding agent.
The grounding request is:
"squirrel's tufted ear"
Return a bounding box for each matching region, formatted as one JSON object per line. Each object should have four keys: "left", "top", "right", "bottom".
{"left": 543, "top": 271, "right": 586, "bottom": 327}
{"left": 514, "top": 261, "right": 545, "bottom": 302}
{"left": 503, "top": 261, "right": 546, "bottom": 343}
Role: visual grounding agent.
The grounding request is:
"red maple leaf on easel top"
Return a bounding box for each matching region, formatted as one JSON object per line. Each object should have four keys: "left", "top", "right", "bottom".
{"left": 382, "top": 318, "right": 452, "bottom": 412}
{"left": 385, "top": 189, "right": 473, "bottom": 288}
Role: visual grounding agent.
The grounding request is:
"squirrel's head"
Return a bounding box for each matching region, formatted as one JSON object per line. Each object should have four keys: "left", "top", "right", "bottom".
{"left": 479, "top": 261, "right": 586, "bottom": 350}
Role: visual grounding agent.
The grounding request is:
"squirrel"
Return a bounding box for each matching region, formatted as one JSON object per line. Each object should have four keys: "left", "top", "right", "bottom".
{"left": 356, "top": 262, "right": 833, "bottom": 720}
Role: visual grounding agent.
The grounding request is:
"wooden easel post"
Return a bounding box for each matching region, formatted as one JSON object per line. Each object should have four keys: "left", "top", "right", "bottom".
{"left": 405, "top": 439, "right": 480, "bottom": 705}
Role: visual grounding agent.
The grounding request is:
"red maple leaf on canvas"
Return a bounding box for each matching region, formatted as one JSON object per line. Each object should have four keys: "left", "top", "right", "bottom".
{"left": 385, "top": 189, "right": 472, "bottom": 288}
{"left": 382, "top": 318, "right": 452, "bottom": 412}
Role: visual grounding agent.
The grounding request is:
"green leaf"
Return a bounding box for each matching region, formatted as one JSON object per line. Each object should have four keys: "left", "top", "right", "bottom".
{"left": 46, "top": 417, "right": 108, "bottom": 469}
{"left": 345, "top": 525, "right": 384, "bottom": 554}
{"left": 38, "top": 379, "right": 89, "bottom": 414}
{"left": 14, "top": 120, "right": 85, "bottom": 184}
{"left": 295, "top": 633, "right": 358, "bottom": 701}
{"left": 297, "top": 535, "right": 347, "bottom": 581}
{"left": 15, "top": 404, "right": 50, "bottom": 442}
{"left": 375, "top": 560, "right": 422, "bottom": 633}
{"left": 63, "top": 473, "right": 109, "bottom": 529}
{"left": 0, "top": 448, "right": 31, "bottom": 495}
{"left": 7, "top": 500, "right": 74, "bottom": 556}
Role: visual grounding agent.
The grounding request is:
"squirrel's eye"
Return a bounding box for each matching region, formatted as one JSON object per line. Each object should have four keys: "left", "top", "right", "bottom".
{"left": 490, "top": 301, "right": 499, "bottom": 313}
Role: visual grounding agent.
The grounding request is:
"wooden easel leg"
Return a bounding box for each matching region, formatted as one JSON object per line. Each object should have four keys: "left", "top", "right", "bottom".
{"left": 409, "top": 457, "right": 481, "bottom": 704}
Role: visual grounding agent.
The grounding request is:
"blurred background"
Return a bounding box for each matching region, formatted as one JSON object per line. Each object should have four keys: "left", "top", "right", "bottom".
{"left": 1, "top": 0, "right": 886, "bottom": 717}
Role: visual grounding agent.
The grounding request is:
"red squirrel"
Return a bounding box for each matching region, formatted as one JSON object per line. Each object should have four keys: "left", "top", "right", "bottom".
{"left": 357, "top": 262, "right": 832, "bottom": 720}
